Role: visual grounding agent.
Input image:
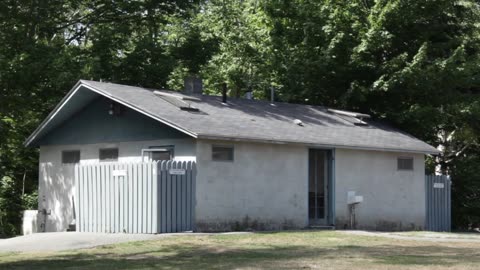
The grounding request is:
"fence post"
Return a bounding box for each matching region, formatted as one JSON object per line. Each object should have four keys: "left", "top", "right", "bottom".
{"left": 74, "top": 165, "right": 79, "bottom": 232}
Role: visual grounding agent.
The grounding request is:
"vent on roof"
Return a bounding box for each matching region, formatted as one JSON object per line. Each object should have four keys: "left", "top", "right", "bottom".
{"left": 154, "top": 91, "right": 200, "bottom": 112}
{"left": 293, "top": 119, "right": 304, "bottom": 126}
{"left": 327, "top": 108, "right": 370, "bottom": 126}
{"left": 153, "top": 91, "right": 200, "bottom": 101}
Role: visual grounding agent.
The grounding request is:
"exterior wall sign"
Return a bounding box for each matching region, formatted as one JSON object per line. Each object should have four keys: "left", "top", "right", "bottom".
{"left": 112, "top": 170, "right": 127, "bottom": 177}
{"left": 169, "top": 169, "right": 186, "bottom": 175}
{"left": 433, "top": 182, "right": 445, "bottom": 189}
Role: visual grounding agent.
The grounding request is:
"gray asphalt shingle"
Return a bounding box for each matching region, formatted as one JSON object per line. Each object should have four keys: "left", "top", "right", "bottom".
{"left": 79, "top": 80, "right": 438, "bottom": 154}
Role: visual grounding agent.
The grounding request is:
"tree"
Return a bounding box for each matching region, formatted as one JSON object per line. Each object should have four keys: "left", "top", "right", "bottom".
{"left": 265, "top": 0, "right": 480, "bottom": 228}
{"left": 188, "top": 0, "right": 274, "bottom": 97}
{"left": 0, "top": 0, "right": 479, "bottom": 232}
{"left": 265, "top": 0, "right": 369, "bottom": 105}
{"left": 0, "top": 0, "right": 200, "bottom": 236}
{"left": 0, "top": 176, "right": 22, "bottom": 236}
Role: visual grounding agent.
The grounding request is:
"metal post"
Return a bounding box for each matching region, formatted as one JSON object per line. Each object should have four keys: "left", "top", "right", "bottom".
{"left": 270, "top": 86, "right": 274, "bottom": 104}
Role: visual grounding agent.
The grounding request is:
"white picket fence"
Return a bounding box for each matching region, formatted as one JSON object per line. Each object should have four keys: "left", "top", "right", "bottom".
{"left": 74, "top": 161, "right": 196, "bottom": 234}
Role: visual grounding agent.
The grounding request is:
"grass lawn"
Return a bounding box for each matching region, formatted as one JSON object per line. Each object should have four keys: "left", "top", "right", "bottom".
{"left": 390, "top": 231, "right": 480, "bottom": 240}
{"left": 1, "top": 231, "right": 479, "bottom": 269}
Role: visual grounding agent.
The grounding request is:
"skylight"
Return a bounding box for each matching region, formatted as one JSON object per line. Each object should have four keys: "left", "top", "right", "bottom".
{"left": 327, "top": 108, "right": 370, "bottom": 126}
{"left": 154, "top": 91, "right": 200, "bottom": 112}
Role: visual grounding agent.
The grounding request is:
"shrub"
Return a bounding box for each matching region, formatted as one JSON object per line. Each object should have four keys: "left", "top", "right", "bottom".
{"left": 0, "top": 176, "right": 23, "bottom": 237}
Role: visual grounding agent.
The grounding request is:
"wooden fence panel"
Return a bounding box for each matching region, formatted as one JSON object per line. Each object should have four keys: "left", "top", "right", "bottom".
{"left": 75, "top": 161, "right": 196, "bottom": 234}
{"left": 160, "top": 161, "right": 167, "bottom": 233}
{"left": 425, "top": 175, "right": 451, "bottom": 232}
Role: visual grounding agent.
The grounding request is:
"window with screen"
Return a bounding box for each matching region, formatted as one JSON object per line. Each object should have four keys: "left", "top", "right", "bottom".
{"left": 150, "top": 151, "right": 172, "bottom": 161}
{"left": 398, "top": 157, "right": 414, "bottom": 170}
{"left": 212, "top": 145, "right": 234, "bottom": 161}
{"left": 99, "top": 148, "right": 118, "bottom": 162}
{"left": 62, "top": 150, "right": 80, "bottom": 164}
{"left": 143, "top": 146, "right": 174, "bottom": 161}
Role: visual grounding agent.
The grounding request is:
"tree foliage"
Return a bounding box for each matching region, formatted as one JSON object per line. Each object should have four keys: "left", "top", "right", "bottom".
{"left": 0, "top": 176, "right": 22, "bottom": 236}
{"left": 0, "top": 0, "right": 479, "bottom": 234}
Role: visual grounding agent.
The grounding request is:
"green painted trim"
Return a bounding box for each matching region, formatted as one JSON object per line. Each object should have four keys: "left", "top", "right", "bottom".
{"left": 25, "top": 81, "right": 197, "bottom": 147}
{"left": 37, "top": 96, "right": 189, "bottom": 146}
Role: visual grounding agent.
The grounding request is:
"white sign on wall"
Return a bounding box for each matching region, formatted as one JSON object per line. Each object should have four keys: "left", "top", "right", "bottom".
{"left": 112, "top": 170, "right": 127, "bottom": 177}
{"left": 169, "top": 169, "right": 186, "bottom": 175}
{"left": 433, "top": 182, "right": 445, "bottom": 189}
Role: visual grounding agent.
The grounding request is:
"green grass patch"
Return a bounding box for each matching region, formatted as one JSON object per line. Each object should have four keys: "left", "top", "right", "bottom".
{"left": 1, "top": 231, "right": 479, "bottom": 269}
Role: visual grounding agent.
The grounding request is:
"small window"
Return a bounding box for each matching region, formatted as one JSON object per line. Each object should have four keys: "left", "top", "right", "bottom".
{"left": 62, "top": 150, "right": 80, "bottom": 164}
{"left": 99, "top": 148, "right": 118, "bottom": 162}
{"left": 398, "top": 157, "right": 414, "bottom": 171}
{"left": 212, "top": 145, "right": 234, "bottom": 161}
{"left": 143, "top": 146, "right": 174, "bottom": 161}
{"left": 151, "top": 151, "right": 172, "bottom": 161}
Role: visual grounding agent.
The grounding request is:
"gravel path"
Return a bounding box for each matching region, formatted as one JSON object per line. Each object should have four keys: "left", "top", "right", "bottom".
{"left": 0, "top": 231, "right": 252, "bottom": 253}
{"left": 0, "top": 232, "right": 176, "bottom": 252}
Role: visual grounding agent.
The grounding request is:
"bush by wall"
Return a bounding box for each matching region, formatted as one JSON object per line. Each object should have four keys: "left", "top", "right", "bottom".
{"left": 0, "top": 176, "right": 37, "bottom": 237}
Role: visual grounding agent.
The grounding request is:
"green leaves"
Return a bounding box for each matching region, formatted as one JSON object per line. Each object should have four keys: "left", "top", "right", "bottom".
{"left": 188, "top": 0, "right": 273, "bottom": 97}
{"left": 0, "top": 0, "right": 201, "bottom": 236}
{"left": 0, "top": 0, "right": 479, "bottom": 231}
{"left": 0, "top": 176, "right": 23, "bottom": 236}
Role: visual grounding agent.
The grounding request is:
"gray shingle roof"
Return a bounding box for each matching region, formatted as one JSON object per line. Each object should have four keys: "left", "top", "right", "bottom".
{"left": 27, "top": 80, "right": 439, "bottom": 154}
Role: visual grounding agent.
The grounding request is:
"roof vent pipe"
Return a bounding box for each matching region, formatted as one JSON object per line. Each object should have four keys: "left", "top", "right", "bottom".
{"left": 222, "top": 83, "right": 227, "bottom": 103}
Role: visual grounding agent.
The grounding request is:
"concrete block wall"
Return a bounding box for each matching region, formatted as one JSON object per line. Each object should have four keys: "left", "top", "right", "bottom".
{"left": 334, "top": 149, "right": 426, "bottom": 230}
{"left": 195, "top": 142, "right": 426, "bottom": 232}
{"left": 195, "top": 140, "right": 309, "bottom": 231}
{"left": 38, "top": 137, "right": 427, "bottom": 233}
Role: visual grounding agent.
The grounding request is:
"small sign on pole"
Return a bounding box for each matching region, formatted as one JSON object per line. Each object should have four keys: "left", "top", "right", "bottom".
{"left": 169, "top": 169, "right": 186, "bottom": 175}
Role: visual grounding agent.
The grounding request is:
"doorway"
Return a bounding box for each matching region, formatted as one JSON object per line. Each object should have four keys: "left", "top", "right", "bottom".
{"left": 308, "top": 149, "right": 330, "bottom": 225}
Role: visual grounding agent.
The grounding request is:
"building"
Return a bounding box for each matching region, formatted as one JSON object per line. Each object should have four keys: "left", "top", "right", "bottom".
{"left": 25, "top": 79, "right": 439, "bottom": 232}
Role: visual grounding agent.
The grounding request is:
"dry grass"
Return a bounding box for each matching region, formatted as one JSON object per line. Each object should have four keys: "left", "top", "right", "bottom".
{"left": 391, "top": 231, "right": 480, "bottom": 240}
{"left": 0, "top": 231, "right": 479, "bottom": 269}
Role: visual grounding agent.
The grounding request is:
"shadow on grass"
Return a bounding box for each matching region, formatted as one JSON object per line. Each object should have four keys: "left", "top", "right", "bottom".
{"left": 1, "top": 242, "right": 479, "bottom": 269}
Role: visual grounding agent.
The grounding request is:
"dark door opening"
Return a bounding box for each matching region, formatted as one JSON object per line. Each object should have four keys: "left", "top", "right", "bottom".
{"left": 309, "top": 149, "right": 330, "bottom": 225}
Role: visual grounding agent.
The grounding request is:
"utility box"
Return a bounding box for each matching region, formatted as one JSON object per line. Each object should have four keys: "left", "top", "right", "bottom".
{"left": 22, "top": 210, "right": 39, "bottom": 235}
{"left": 347, "top": 191, "right": 363, "bottom": 205}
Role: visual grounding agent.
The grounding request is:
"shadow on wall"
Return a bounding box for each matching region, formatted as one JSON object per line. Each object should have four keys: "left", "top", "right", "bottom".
{"left": 38, "top": 164, "right": 75, "bottom": 232}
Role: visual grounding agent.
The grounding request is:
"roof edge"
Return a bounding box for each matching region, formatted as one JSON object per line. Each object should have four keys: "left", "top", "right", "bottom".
{"left": 24, "top": 80, "right": 197, "bottom": 147}
{"left": 24, "top": 80, "right": 84, "bottom": 147}
{"left": 196, "top": 134, "right": 440, "bottom": 155}
{"left": 80, "top": 81, "right": 197, "bottom": 138}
